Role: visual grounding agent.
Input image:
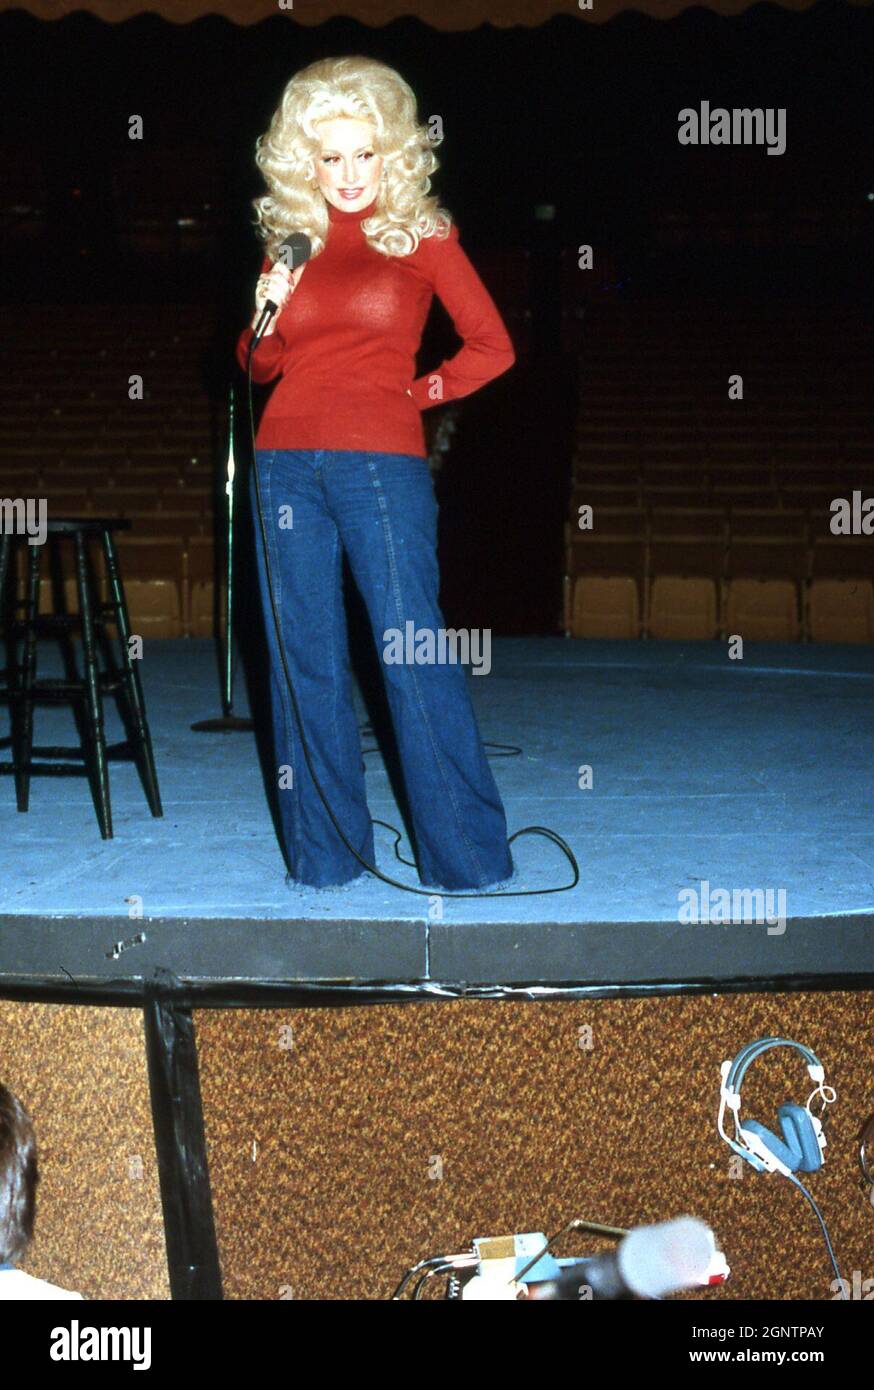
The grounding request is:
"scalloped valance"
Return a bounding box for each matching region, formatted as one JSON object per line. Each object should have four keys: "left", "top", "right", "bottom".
{"left": 3, "top": 0, "right": 868, "bottom": 29}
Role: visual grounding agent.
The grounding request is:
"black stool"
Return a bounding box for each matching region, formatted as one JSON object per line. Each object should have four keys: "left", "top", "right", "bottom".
{"left": 0, "top": 517, "right": 163, "bottom": 838}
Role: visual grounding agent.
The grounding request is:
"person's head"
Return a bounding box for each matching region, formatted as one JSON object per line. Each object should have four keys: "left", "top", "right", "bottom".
{"left": 0, "top": 1085, "right": 38, "bottom": 1266}
{"left": 252, "top": 56, "right": 450, "bottom": 261}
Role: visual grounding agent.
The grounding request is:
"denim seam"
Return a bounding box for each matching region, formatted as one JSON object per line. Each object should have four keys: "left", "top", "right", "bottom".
{"left": 365, "top": 454, "right": 486, "bottom": 883}
{"left": 328, "top": 524, "right": 341, "bottom": 774}
{"left": 327, "top": 520, "right": 364, "bottom": 865}
{"left": 261, "top": 458, "right": 303, "bottom": 863}
{"left": 317, "top": 456, "right": 373, "bottom": 872}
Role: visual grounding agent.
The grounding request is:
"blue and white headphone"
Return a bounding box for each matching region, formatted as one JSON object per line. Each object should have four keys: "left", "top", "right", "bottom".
{"left": 718, "top": 1037, "right": 837, "bottom": 1177}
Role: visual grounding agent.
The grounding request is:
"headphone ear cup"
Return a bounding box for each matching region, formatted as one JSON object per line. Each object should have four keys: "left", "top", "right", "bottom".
{"left": 778, "top": 1103, "right": 823, "bottom": 1172}
{"left": 743, "top": 1118, "right": 798, "bottom": 1171}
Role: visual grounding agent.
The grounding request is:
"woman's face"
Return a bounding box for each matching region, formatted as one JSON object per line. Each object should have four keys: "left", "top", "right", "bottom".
{"left": 313, "top": 117, "right": 383, "bottom": 214}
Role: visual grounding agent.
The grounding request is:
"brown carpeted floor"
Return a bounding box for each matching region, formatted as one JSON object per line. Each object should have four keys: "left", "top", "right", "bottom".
{"left": 197, "top": 991, "right": 873, "bottom": 1300}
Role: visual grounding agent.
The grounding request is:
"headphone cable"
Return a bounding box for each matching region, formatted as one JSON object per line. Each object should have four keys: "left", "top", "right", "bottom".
{"left": 784, "top": 1171, "right": 847, "bottom": 1299}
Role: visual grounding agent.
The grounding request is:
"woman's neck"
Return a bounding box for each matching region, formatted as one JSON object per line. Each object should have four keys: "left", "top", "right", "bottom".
{"left": 326, "top": 195, "right": 378, "bottom": 225}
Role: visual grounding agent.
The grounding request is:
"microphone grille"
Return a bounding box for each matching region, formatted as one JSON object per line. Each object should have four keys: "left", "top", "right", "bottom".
{"left": 618, "top": 1217, "right": 716, "bottom": 1299}
{"left": 277, "top": 232, "right": 312, "bottom": 270}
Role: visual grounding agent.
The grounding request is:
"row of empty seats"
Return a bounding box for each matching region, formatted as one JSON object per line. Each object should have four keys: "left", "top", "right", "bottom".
{"left": 2, "top": 488, "right": 217, "bottom": 544}
{"left": 571, "top": 484, "right": 874, "bottom": 514}
{"left": 565, "top": 534, "right": 874, "bottom": 642}
{"left": 566, "top": 299, "right": 874, "bottom": 642}
{"left": 1, "top": 306, "right": 229, "bottom": 637}
{"left": 4, "top": 534, "right": 225, "bottom": 640}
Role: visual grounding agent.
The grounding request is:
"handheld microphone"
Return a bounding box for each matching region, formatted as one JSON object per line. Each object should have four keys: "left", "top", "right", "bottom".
{"left": 251, "top": 231, "right": 312, "bottom": 348}
{"left": 527, "top": 1217, "right": 719, "bottom": 1301}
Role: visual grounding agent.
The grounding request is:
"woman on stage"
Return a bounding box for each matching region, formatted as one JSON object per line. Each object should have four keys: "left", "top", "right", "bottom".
{"left": 237, "top": 56, "right": 516, "bottom": 892}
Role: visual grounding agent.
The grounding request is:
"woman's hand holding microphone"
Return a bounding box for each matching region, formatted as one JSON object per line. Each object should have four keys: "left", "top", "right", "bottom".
{"left": 251, "top": 261, "right": 306, "bottom": 336}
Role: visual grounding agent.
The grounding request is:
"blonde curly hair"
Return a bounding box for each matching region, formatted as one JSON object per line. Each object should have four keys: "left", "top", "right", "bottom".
{"left": 251, "top": 55, "right": 451, "bottom": 262}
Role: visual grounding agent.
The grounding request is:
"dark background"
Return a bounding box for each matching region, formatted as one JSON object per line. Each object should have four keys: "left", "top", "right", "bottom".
{"left": 1, "top": 3, "right": 872, "bottom": 631}
{"left": 2, "top": 4, "right": 872, "bottom": 300}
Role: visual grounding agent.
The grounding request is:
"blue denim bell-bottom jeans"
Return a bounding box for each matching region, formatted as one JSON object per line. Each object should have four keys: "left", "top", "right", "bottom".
{"left": 248, "top": 448, "right": 514, "bottom": 890}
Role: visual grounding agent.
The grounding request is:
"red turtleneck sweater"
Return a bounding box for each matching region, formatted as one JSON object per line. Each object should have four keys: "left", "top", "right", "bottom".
{"left": 235, "top": 197, "right": 515, "bottom": 458}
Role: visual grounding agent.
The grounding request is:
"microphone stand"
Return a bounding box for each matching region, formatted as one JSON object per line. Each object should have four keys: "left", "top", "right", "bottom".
{"left": 191, "top": 383, "right": 253, "bottom": 733}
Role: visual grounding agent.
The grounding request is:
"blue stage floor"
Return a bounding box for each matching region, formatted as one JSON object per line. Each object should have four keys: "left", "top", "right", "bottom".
{"left": 2, "top": 637, "right": 874, "bottom": 989}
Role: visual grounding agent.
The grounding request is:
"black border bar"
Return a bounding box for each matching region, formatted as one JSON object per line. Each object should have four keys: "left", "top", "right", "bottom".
{"left": 1, "top": 969, "right": 873, "bottom": 1008}
{"left": 143, "top": 970, "right": 223, "bottom": 1301}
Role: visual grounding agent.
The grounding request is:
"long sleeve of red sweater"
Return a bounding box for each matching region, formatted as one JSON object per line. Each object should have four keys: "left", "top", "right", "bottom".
{"left": 235, "top": 202, "right": 515, "bottom": 458}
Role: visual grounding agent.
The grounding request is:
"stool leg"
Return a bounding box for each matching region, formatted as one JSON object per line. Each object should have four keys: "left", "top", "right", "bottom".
{"left": 0, "top": 532, "right": 9, "bottom": 599}
{"left": 13, "top": 540, "right": 41, "bottom": 812}
{"left": 0, "top": 533, "right": 10, "bottom": 723}
{"left": 102, "top": 530, "right": 163, "bottom": 817}
{"left": 75, "top": 529, "right": 112, "bottom": 838}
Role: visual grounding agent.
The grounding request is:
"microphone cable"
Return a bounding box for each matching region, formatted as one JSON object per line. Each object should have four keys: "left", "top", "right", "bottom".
{"left": 243, "top": 344, "right": 579, "bottom": 899}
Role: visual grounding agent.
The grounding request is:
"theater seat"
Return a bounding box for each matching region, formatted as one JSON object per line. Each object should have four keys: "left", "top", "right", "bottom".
{"left": 186, "top": 536, "right": 225, "bottom": 639}
{"left": 648, "top": 576, "right": 718, "bottom": 639}
{"left": 34, "top": 576, "right": 95, "bottom": 617}
{"left": 808, "top": 579, "right": 874, "bottom": 643}
{"left": 12, "top": 533, "right": 105, "bottom": 617}
{"left": 564, "top": 538, "right": 646, "bottom": 638}
{"left": 724, "top": 578, "right": 801, "bottom": 640}
{"left": 570, "top": 575, "right": 640, "bottom": 638}
{"left": 113, "top": 536, "right": 185, "bottom": 639}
